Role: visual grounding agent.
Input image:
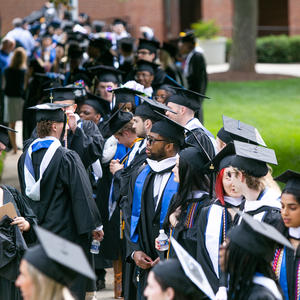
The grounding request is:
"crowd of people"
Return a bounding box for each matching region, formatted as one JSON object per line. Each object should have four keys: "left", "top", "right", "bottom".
{"left": 0, "top": 4, "right": 299, "bottom": 300}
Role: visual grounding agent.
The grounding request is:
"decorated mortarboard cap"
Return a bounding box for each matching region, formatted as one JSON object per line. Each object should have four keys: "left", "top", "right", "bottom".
{"left": 138, "top": 38, "right": 160, "bottom": 53}
{"left": 168, "top": 237, "right": 216, "bottom": 299}
{"left": 83, "top": 92, "right": 110, "bottom": 116}
{"left": 24, "top": 226, "right": 95, "bottom": 286}
{"left": 136, "top": 60, "right": 158, "bottom": 75}
{"left": 0, "top": 125, "right": 17, "bottom": 148}
{"left": 110, "top": 87, "right": 144, "bottom": 104}
{"left": 43, "top": 86, "right": 86, "bottom": 103}
{"left": 209, "top": 140, "right": 277, "bottom": 177}
{"left": 29, "top": 103, "right": 69, "bottom": 122}
{"left": 274, "top": 170, "right": 300, "bottom": 192}
{"left": 222, "top": 115, "right": 266, "bottom": 146}
{"left": 151, "top": 111, "right": 185, "bottom": 146}
{"left": 167, "top": 87, "right": 209, "bottom": 111}
{"left": 103, "top": 106, "right": 133, "bottom": 135}
{"left": 87, "top": 65, "right": 122, "bottom": 83}
{"left": 228, "top": 211, "right": 293, "bottom": 262}
{"left": 179, "top": 30, "right": 196, "bottom": 43}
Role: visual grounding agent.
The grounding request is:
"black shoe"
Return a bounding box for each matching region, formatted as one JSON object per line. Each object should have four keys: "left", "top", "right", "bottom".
{"left": 96, "top": 279, "right": 106, "bottom": 291}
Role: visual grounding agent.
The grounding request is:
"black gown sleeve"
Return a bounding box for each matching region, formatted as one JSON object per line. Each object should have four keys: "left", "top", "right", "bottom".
{"left": 247, "top": 284, "right": 278, "bottom": 300}
{"left": 3, "top": 185, "right": 37, "bottom": 245}
{"left": 69, "top": 120, "right": 104, "bottom": 168}
{"left": 60, "top": 150, "right": 102, "bottom": 235}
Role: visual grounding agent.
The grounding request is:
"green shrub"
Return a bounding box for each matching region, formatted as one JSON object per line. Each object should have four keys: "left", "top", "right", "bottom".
{"left": 191, "top": 20, "right": 220, "bottom": 40}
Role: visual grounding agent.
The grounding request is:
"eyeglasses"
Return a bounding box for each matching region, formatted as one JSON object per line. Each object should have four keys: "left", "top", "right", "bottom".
{"left": 146, "top": 135, "right": 167, "bottom": 145}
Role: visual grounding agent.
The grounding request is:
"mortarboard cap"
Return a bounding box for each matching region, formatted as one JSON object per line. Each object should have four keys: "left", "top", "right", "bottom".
{"left": 118, "top": 37, "right": 135, "bottom": 52}
{"left": 228, "top": 211, "right": 293, "bottom": 262}
{"left": 29, "top": 103, "right": 69, "bottom": 122}
{"left": 167, "top": 87, "right": 209, "bottom": 111}
{"left": 87, "top": 65, "right": 122, "bottom": 84}
{"left": 151, "top": 111, "right": 185, "bottom": 146}
{"left": 222, "top": 115, "right": 266, "bottom": 146}
{"left": 170, "top": 237, "right": 216, "bottom": 299}
{"left": 23, "top": 10, "right": 44, "bottom": 25}
{"left": 103, "top": 106, "right": 133, "bottom": 136}
{"left": 274, "top": 170, "right": 300, "bottom": 192}
{"left": 67, "top": 42, "right": 84, "bottom": 58}
{"left": 43, "top": 86, "right": 86, "bottom": 103}
{"left": 0, "top": 125, "right": 17, "bottom": 148}
{"left": 161, "top": 42, "right": 178, "bottom": 58}
{"left": 179, "top": 30, "right": 196, "bottom": 43}
{"left": 136, "top": 60, "right": 158, "bottom": 75}
{"left": 209, "top": 140, "right": 277, "bottom": 177}
{"left": 110, "top": 87, "right": 144, "bottom": 105}
{"left": 138, "top": 38, "right": 160, "bottom": 53}
{"left": 24, "top": 226, "right": 95, "bottom": 286}
{"left": 83, "top": 92, "right": 110, "bottom": 116}
{"left": 89, "top": 37, "right": 112, "bottom": 51}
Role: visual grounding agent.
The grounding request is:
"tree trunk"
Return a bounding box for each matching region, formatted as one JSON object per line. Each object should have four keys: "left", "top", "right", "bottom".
{"left": 229, "top": 0, "right": 258, "bottom": 72}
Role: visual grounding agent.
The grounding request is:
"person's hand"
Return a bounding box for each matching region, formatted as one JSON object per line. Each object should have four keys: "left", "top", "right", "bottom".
{"left": 133, "top": 251, "right": 153, "bottom": 269}
{"left": 151, "top": 257, "right": 160, "bottom": 267}
{"left": 11, "top": 217, "right": 30, "bottom": 232}
{"left": 66, "top": 111, "right": 77, "bottom": 133}
{"left": 92, "top": 229, "right": 104, "bottom": 241}
{"left": 109, "top": 159, "right": 124, "bottom": 175}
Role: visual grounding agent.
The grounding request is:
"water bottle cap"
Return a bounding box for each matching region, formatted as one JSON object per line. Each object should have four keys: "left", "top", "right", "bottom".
{"left": 159, "top": 229, "right": 165, "bottom": 233}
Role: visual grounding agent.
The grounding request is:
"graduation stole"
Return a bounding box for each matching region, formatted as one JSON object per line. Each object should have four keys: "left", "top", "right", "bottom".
{"left": 24, "top": 137, "right": 61, "bottom": 201}
{"left": 273, "top": 247, "right": 300, "bottom": 300}
{"left": 130, "top": 165, "right": 178, "bottom": 243}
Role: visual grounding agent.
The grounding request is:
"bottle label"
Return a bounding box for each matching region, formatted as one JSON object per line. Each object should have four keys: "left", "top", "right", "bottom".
{"left": 90, "top": 243, "right": 100, "bottom": 254}
{"left": 158, "top": 239, "right": 169, "bottom": 251}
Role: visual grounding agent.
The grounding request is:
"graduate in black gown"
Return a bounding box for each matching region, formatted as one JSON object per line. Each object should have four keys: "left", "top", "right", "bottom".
{"left": 18, "top": 104, "right": 103, "bottom": 300}
{"left": 273, "top": 170, "right": 300, "bottom": 300}
{"left": 0, "top": 125, "right": 37, "bottom": 300}
{"left": 220, "top": 212, "right": 290, "bottom": 300}
{"left": 123, "top": 115, "right": 185, "bottom": 300}
{"left": 163, "top": 146, "right": 211, "bottom": 260}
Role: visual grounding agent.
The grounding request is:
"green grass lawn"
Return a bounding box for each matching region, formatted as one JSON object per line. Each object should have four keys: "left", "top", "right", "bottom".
{"left": 204, "top": 78, "right": 300, "bottom": 177}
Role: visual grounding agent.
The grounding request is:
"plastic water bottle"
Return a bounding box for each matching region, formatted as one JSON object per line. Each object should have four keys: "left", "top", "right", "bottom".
{"left": 156, "top": 229, "right": 169, "bottom": 251}
{"left": 90, "top": 239, "right": 100, "bottom": 254}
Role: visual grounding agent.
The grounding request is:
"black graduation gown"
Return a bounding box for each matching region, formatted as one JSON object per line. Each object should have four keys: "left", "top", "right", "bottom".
{"left": 18, "top": 146, "right": 102, "bottom": 300}
{"left": 197, "top": 200, "right": 238, "bottom": 293}
{"left": 123, "top": 164, "right": 177, "bottom": 300}
{"left": 0, "top": 186, "right": 37, "bottom": 300}
{"left": 168, "top": 193, "right": 212, "bottom": 260}
{"left": 245, "top": 284, "right": 281, "bottom": 300}
{"left": 25, "top": 118, "right": 104, "bottom": 169}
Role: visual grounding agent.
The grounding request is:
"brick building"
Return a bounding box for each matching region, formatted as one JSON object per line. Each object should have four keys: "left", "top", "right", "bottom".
{"left": 1, "top": 0, "right": 300, "bottom": 40}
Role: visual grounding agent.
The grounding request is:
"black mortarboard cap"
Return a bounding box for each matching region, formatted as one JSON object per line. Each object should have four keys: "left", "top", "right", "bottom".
{"left": 167, "top": 87, "right": 209, "bottom": 111}
{"left": 169, "top": 237, "right": 216, "bottom": 299}
{"left": 180, "top": 146, "right": 210, "bottom": 174}
{"left": 83, "top": 92, "right": 110, "bottom": 116}
{"left": 179, "top": 30, "right": 196, "bottom": 43}
{"left": 24, "top": 226, "right": 95, "bottom": 286}
{"left": 228, "top": 211, "right": 293, "bottom": 262}
{"left": 29, "top": 103, "right": 69, "bottom": 122}
{"left": 274, "top": 170, "right": 300, "bottom": 192}
{"left": 209, "top": 141, "right": 277, "bottom": 177}
{"left": 111, "top": 87, "right": 144, "bottom": 104}
{"left": 138, "top": 38, "right": 160, "bottom": 53}
{"left": 23, "top": 10, "right": 44, "bottom": 25}
{"left": 0, "top": 125, "right": 17, "bottom": 148}
{"left": 67, "top": 42, "right": 84, "bottom": 58}
{"left": 43, "top": 86, "right": 86, "bottom": 103}
{"left": 161, "top": 42, "right": 178, "bottom": 58}
{"left": 222, "top": 115, "right": 266, "bottom": 146}
{"left": 136, "top": 60, "right": 158, "bottom": 75}
{"left": 103, "top": 107, "right": 133, "bottom": 135}
{"left": 151, "top": 112, "right": 185, "bottom": 146}
{"left": 87, "top": 65, "right": 123, "bottom": 83}
{"left": 89, "top": 37, "right": 112, "bottom": 51}
{"left": 118, "top": 37, "right": 135, "bottom": 52}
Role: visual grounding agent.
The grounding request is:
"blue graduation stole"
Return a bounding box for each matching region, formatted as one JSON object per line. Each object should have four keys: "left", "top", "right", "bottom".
{"left": 279, "top": 248, "right": 289, "bottom": 300}
{"left": 130, "top": 165, "right": 178, "bottom": 243}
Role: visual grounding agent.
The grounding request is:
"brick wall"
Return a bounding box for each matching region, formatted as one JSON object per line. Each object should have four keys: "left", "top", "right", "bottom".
{"left": 0, "top": 0, "right": 45, "bottom": 36}
{"left": 289, "top": 0, "right": 300, "bottom": 35}
{"left": 202, "top": 0, "right": 233, "bottom": 37}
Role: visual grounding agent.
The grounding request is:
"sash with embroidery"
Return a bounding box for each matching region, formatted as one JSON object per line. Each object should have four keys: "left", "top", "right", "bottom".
{"left": 24, "top": 137, "right": 61, "bottom": 201}
{"left": 130, "top": 165, "right": 178, "bottom": 243}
